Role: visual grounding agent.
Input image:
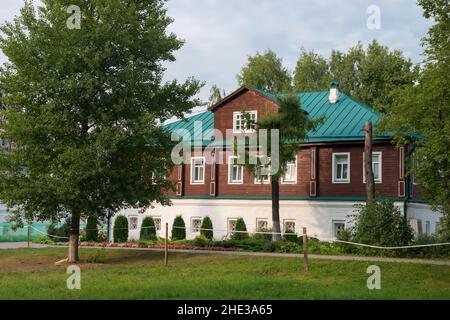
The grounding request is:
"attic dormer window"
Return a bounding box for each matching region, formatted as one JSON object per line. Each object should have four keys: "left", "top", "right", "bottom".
{"left": 233, "top": 111, "right": 257, "bottom": 133}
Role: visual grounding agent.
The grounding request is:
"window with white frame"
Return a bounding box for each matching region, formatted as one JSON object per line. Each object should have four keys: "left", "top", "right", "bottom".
{"left": 129, "top": 216, "right": 138, "bottom": 231}
{"left": 233, "top": 111, "right": 257, "bottom": 133}
{"left": 255, "top": 157, "right": 271, "bottom": 184}
{"left": 228, "top": 156, "right": 244, "bottom": 184}
{"left": 152, "top": 217, "right": 161, "bottom": 231}
{"left": 333, "top": 220, "right": 346, "bottom": 238}
{"left": 283, "top": 220, "right": 296, "bottom": 233}
{"left": 333, "top": 153, "right": 350, "bottom": 183}
{"left": 227, "top": 218, "right": 237, "bottom": 234}
{"left": 256, "top": 218, "right": 269, "bottom": 231}
{"left": 191, "top": 157, "right": 205, "bottom": 184}
{"left": 282, "top": 159, "right": 297, "bottom": 184}
{"left": 363, "top": 152, "right": 382, "bottom": 183}
{"left": 191, "top": 217, "right": 202, "bottom": 234}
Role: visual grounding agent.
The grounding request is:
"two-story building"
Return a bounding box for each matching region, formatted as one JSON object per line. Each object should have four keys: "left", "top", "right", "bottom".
{"left": 118, "top": 84, "right": 441, "bottom": 241}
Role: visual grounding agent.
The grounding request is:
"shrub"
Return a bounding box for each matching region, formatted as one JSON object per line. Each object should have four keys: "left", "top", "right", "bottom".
{"left": 113, "top": 215, "right": 129, "bottom": 243}
{"left": 200, "top": 216, "right": 213, "bottom": 240}
{"left": 253, "top": 227, "right": 273, "bottom": 241}
{"left": 85, "top": 216, "right": 99, "bottom": 242}
{"left": 32, "top": 236, "right": 53, "bottom": 245}
{"left": 283, "top": 230, "right": 299, "bottom": 243}
{"left": 352, "top": 199, "right": 414, "bottom": 256}
{"left": 140, "top": 217, "right": 157, "bottom": 241}
{"left": 171, "top": 215, "right": 186, "bottom": 240}
{"left": 232, "top": 218, "right": 248, "bottom": 240}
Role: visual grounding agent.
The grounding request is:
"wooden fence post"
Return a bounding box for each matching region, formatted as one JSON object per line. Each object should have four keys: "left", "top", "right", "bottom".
{"left": 303, "top": 227, "right": 309, "bottom": 274}
{"left": 165, "top": 222, "right": 169, "bottom": 265}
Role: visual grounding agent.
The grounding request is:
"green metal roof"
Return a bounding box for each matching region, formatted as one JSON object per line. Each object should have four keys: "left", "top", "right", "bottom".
{"left": 164, "top": 88, "right": 391, "bottom": 145}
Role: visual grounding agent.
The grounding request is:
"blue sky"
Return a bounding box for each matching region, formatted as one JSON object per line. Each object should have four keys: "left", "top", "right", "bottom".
{"left": 0, "top": 0, "right": 431, "bottom": 113}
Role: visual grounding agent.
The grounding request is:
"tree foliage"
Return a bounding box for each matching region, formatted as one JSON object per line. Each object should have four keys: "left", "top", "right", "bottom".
{"left": 113, "top": 215, "right": 128, "bottom": 243}
{"left": 200, "top": 216, "right": 213, "bottom": 240}
{"left": 292, "top": 40, "right": 414, "bottom": 111}
{"left": 171, "top": 215, "right": 186, "bottom": 240}
{"left": 208, "top": 85, "right": 226, "bottom": 107}
{"left": 379, "top": 0, "right": 450, "bottom": 230}
{"left": 237, "top": 49, "right": 292, "bottom": 93}
{"left": 293, "top": 49, "right": 330, "bottom": 92}
{"left": 140, "top": 216, "right": 157, "bottom": 241}
{"left": 0, "top": 0, "right": 202, "bottom": 261}
{"left": 351, "top": 200, "right": 414, "bottom": 254}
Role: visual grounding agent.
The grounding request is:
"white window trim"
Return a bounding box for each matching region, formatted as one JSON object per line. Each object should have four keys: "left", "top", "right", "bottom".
{"left": 190, "top": 217, "right": 202, "bottom": 234}
{"left": 363, "top": 152, "right": 383, "bottom": 184}
{"left": 281, "top": 156, "right": 298, "bottom": 184}
{"left": 254, "top": 156, "right": 271, "bottom": 185}
{"left": 190, "top": 156, "right": 206, "bottom": 184}
{"left": 332, "top": 220, "right": 346, "bottom": 238}
{"left": 233, "top": 111, "right": 257, "bottom": 134}
{"left": 129, "top": 216, "right": 138, "bottom": 231}
{"left": 227, "top": 218, "right": 238, "bottom": 234}
{"left": 332, "top": 152, "right": 351, "bottom": 184}
{"left": 256, "top": 218, "right": 269, "bottom": 231}
{"left": 228, "top": 156, "right": 244, "bottom": 184}
{"left": 151, "top": 216, "right": 162, "bottom": 232}
{"left": 283, "top": 219, "right": 296, "bottom": 233}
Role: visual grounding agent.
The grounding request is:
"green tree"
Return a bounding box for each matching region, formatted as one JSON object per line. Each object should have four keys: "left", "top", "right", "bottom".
{"left": 208, "top": 85, "right": 226, "bottom": 107}
{"left": 232, "top": 218, "right": 248, "bottom": 241}
{"left": 380, "top": 0, "right": 450, "bottom": 237}
{"left": 0, "top": 1, "right": 202, "bottom": 262}
{"left": 200, "top": 216, "right": 213, "bottom": 240}
{"left": 329, "top": 40, "right": 414, "bottom": 111}
{"left": 171, "top": 215, "right": 186, "bottom": 240}
{"left": 242, "top": 95, "right": 322, "bottom": 241}
{"left": 113, "top": 215, "right": 128, "bottom": 243}
{"left": 85, "top": 216, "right": 99, "bottom": 242}
{"left": 293, "top": 49, "right": 330, "bottom": 92}
{"left": 237, "top": 50, "right": 292, "bottom": 93}
{"left": 140, "top": 216, "right": 157, "bottom": 241}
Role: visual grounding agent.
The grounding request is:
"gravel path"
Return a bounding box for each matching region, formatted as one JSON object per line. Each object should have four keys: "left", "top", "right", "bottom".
{"left": 0, "top": 242, "right": 49, "bottom": 249}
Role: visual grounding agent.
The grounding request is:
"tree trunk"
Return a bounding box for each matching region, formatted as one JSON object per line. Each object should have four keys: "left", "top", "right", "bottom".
{"left": 68, "top": 210, "right": 81, "bottom": 263}
{"left": 364, "top": 121, "right": 375, "bottom": 204}
{"left": 271, "top": 177, "right": 282, "bottom": 242}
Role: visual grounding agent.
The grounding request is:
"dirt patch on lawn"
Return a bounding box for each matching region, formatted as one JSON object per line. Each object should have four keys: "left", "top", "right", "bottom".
{"left": 0, "top": 248, "right": 233, "bottom": 273}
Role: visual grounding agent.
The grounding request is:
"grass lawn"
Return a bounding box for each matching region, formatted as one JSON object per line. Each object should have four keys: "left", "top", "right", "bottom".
{"left": 0, "top": 247, "right": 449, "bottom": 300}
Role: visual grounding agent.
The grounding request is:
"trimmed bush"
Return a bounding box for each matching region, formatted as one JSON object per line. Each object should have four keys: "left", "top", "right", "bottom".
{"left": 140, "top": 217, "right": 157, "bottom": 241}
{"left": 232, "top": 218, "right": 248, "bottom": 240}
{"left": 171, "top": 215, "right": 186, "bottom": 240}
{"left": 85, "top": 216, "right": 99, "bottom": 242}
{"left": 113, "top": 215, "right": 129, "bottom": 243}
{"left": 200, "top": 216, "right": 213, "bottom": 240}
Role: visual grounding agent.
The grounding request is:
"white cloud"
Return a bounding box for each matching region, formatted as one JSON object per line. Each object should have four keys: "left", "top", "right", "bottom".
{"left": 1, "top": 0, "right": 431, "bottom": 112}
